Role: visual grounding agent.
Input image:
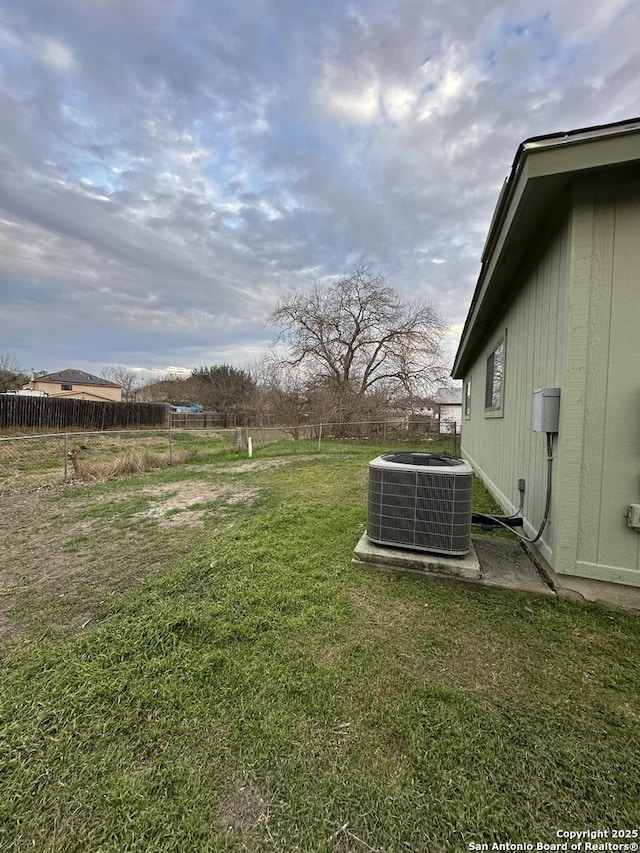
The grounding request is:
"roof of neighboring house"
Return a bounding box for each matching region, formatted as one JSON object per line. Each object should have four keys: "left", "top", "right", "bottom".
{"left": 452, "top": 116, "right": 640, "bottom": 379}
{"left": 35, "top": 369, "right": 121, "bottom": 388}
{"left": 432, "top": 388, "right": 462, "bottom": 406}
{"left": 54, "top": 390, "right": 119, "bottom": 401}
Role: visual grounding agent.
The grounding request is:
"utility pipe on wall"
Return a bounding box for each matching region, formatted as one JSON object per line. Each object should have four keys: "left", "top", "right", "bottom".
{"left": 472, "top": 432, "right": 554, "bottom": 544}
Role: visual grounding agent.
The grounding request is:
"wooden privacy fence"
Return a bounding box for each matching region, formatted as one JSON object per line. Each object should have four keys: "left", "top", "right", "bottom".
{"left": 0, "top": 396, "right": 168, "bottom": 432}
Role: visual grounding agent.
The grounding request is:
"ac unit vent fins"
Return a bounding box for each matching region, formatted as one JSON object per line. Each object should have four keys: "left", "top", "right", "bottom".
{"left": 367, "top": 453, "right": 473, "bottom": 556}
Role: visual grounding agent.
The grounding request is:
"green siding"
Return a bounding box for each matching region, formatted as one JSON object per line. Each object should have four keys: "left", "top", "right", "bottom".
{"left": 462, "top": 215, "right": 570, "bottom": 565}
{"left": 554, "top": 188, "right": 594, "bottom": 576}
{"left": 572, "top": 179, "right": 640, "bottom": 586}
{"left": 462, "top": 176, "right": 640, "bottom": 588}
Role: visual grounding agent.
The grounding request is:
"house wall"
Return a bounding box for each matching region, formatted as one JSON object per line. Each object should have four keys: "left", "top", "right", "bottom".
{"left": 462, "top": 174, "right": 640, "bottom": 597}
{"left": 461, "top": 213, "right": 571, "bottom": 566}
{"left": 557, "top": 177, "right": 640, "bottom": 590}
{"left": 438, "top": 404, "right": 462, "bottom": 434}
{"left": 31, "top": 381, "right": 121, "bottom": 402}
{"left": 55, "top": 390, "right": 122, "bottom": 402}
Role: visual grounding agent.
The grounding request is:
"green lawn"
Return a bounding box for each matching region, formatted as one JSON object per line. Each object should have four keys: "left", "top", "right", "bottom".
{"left": 1, "top": 441, "right": 639, "bottom": 852}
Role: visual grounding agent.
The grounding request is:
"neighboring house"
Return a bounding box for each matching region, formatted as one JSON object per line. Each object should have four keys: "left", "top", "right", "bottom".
{"left": 452, "top": 117, "right": 640, "bottom": 610}
{"left": 432, "top": 388, "right": 463, "bottom": 434}
{"left": 25, "top": 369, "right": 122, "bottom": 402}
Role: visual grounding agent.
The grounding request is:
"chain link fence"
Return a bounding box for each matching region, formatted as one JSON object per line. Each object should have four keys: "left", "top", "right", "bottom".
{"left": 0, "top": 422, "right": 459, "bottom": 493}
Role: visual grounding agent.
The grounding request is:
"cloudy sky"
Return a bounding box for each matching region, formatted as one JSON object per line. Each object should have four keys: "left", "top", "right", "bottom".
{"left": 1, "top": 0, "right": 639, "bottom": 380}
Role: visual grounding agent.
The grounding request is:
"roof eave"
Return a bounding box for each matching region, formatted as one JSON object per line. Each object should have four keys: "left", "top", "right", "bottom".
{"left": 452, "top": 118, "right": 640, "bottom": 379}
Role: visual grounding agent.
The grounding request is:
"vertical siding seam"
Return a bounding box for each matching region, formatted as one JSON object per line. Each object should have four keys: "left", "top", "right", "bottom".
{"left": 557, "top": 192, "right": 593, "bottom": 575}
{"left": 596, "top": 187, "right": 617, "bottom": 565}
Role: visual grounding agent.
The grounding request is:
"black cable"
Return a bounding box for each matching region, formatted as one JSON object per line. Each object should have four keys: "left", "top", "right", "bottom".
{"left": 472, "top": 432, "right": 554, "bottom": 544}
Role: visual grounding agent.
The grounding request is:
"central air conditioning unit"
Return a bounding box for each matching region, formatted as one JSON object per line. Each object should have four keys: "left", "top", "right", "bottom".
{"left": 367, "top": 452, "right": 473, "bottom": 556}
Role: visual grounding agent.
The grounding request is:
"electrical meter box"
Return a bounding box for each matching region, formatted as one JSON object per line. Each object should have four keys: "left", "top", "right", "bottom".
{"left": 533, "top": 387, "right": 560, "bottom": 433}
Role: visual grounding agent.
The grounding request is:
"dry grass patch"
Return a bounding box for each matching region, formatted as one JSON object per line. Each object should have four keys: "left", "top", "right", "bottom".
{"left": 68, "top": 447, "right": 193, "bottom": 481}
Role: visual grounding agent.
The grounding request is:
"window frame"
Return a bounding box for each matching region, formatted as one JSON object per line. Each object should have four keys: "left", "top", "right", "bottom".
{"left": 464, "top": 378, "right": 472, "bottom": 419}
{"left": 484, "top": 332, "right": 506, "bottom": 418}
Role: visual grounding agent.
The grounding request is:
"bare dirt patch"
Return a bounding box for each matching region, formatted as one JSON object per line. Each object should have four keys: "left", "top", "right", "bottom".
{"left": 139, "top": 481, "right": 258, "bottom": 527}
{"left": 0, "top": 477, "right": 258, "bottom": 639}
{"left": 215, "top": 785, "right": 267, "bottom": 835}
{"left": 222, "top": 456, "right": 315, "bottom": 474}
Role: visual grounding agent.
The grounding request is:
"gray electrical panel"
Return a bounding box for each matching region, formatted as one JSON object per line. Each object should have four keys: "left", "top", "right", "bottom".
{"left": 533, "top": 387, "right": 560, "bottom": 433}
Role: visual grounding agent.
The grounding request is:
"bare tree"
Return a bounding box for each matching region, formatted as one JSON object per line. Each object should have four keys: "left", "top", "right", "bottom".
{"left": 101, "top": 366, "right": 140, "bottom": 401}
{"left": 249, "top": 352, "right": 310, "bottom": 428}
{"left": 0, "top": 354, "right": 28, "bottom": 391}
{"left": 268, "top": 265, "right": 446, "bottom": 421}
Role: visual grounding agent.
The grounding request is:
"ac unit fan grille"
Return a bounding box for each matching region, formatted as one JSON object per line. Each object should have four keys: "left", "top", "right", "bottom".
{"left": 367, "top": 458, "right": 473, "bottom": 555}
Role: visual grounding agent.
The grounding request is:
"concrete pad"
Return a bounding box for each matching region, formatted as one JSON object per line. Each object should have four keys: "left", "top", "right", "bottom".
{"left": 353, "top": 532, "right": 481, "bottom": 581}
{"left": 353, "top": 532, "right": 555, "bottom": 597}
{"left": 472, "top": 537, "right": 554, "bottom": 596}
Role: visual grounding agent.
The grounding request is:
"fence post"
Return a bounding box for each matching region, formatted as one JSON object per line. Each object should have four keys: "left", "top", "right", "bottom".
{"left": 63, "top": 434, "right": 68, "bottom": 482}
{"left": 317, "top": 423, "right": 323, "bottom": 452}
{"left": 235, "top": 428, "right": 242, "bottom": 451}
{"left": 168, "top": 429, "right": 173, "bottom": 465}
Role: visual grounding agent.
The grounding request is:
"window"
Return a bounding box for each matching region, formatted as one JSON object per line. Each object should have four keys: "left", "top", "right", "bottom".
{"left": 61, "top": 384, "right": 73, "bottom": 391}
{"left": 485, "top": 338, "right": 504, "bottom": 411}
{"left": 464, "top": 379, "right": 472, "bottom": 418}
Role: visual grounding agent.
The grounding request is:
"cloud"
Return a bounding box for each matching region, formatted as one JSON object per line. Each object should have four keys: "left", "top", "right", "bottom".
{"left": 0, "top": 0, "right": 639, "bottom": 377}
